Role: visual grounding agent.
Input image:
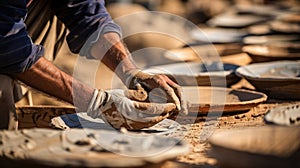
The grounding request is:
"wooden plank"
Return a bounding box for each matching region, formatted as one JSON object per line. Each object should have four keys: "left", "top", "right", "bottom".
{"left": 16, "top": 105, "right": 76, "bottom": 129}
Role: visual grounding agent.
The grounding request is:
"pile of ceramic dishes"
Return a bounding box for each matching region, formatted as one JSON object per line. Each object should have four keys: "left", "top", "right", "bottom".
{"left": 241, "top": 9, "right": 300, "bottom": 63}
{"left": 236, "top": 61, "right": 300, "bottom": 100}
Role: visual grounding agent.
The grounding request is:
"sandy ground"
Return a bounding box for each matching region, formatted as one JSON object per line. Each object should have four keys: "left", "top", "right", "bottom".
{"left": 156, "top": 79, "right": 300, "bottom": 168}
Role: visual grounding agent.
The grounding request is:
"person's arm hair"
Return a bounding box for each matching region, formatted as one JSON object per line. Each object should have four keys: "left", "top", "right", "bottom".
{"left": 90, "top": 32, "right": 139, "bottom": 83}
{"left": 12, "top": 57, "right": 94, "bottom": 111}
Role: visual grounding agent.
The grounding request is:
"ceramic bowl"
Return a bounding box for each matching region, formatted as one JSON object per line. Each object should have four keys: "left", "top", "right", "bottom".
{"left": 236, "top": 61, "right": 300, "bottom": 100}
{"left": 143, "top": 62, "right": 240, "bottom": 87}
{"left": 242, "top": 44, "right": 300, "bottom": 62}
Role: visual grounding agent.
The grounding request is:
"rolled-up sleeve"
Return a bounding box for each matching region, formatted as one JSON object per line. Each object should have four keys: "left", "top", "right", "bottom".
{"left": 51, "top": 0, "right": 122, "bottom": 57}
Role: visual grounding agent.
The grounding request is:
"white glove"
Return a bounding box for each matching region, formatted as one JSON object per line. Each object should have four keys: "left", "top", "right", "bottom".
{"left": 87, "top": 88, "right": 176, "bottom": 130}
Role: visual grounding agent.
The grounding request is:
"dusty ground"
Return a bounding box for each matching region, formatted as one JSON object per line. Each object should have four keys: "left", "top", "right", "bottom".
{"left": 157, "top": 79, "right": 300, "bottom": 168}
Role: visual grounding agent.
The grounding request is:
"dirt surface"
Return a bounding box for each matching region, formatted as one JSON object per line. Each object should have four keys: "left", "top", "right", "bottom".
{"left": 157, "top": 79, "right": 300, "bottom": 168}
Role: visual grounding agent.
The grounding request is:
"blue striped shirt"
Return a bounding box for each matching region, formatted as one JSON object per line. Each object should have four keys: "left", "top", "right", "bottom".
{"left": 0, "top": 0, "right": 121, "bottom": 73}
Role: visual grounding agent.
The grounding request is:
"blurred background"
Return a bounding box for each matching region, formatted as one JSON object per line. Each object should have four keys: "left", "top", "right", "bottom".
{"left": 18, "top": 0, "right": 300, "bottom": 106}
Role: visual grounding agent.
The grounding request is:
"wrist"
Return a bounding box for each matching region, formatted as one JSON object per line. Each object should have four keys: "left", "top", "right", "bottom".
{"left": 87, "top": 89, "right": 108, "bottom": 114}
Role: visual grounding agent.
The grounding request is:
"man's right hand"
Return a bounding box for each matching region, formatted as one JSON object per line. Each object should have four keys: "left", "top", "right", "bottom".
{"left": 87, "top": 88, "right": 177, "bottom": 130}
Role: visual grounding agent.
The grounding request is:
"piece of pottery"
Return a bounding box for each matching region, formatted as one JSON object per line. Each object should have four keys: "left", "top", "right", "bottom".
{"left": 242, "top": 44, "right": 300, "bottom": 62}
{"left": 236, "top": 61, "right": 300, "bottom": 100}
{"left": 207, "top": 14, "right": 271, "bottom": 28}
{"left": 247, "top": 24, "right": 272, "bottom": 35}
{"left": 277, "top": 13, "right": 300, "bottom": 23}
{"left": 164, "top": 44, "right": 243, "bottom": 62}
{"left": 265, "top": 104, "right": 300, "bottom": 126}
{"left": 270, "top": 21, "right": 300, "bottom": 34}
{"left": 182, "top": 86, "right": 267, "bottom": 114}
{"left": 0, "top": 128, "right": 190, "bottom": 167}
{"left": 243, "top": 35, "right": 300, "bottom": 45}
{"left": 190, "top": 27, "right": 247, "bottom": 43}
{"left": 209, "top": 126, "right": 300, "bottom": 168}
{"left": 143, "top": 62, "right": 240, "bottom": 87}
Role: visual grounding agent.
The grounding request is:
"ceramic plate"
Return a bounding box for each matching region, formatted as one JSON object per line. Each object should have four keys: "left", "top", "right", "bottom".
{"left": 143, "top": 62, "right": 240, "bottom": 87}
{"left": 242, "top": 44, "right": 300, "bottom": 62}
{"left": 182, "top": 86, "right": 267, "bottom": 114}
{"left": 207, "top": 14, "right": 270, "bottom": 28}
{"left": 236, "top": 61, "right": 300, "bottom": 100}
{"left": 243, "top": 35, "right": 300, "bottom": 45}
{"left": 209, "top": 126, "right": 300, "bottom": 167}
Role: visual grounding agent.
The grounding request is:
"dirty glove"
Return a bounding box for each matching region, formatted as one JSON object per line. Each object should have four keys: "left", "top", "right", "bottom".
{"left": 86, "top": 86, "right": 177, "bottom": 130}
{"left": 124, "top": 70, "right": 188, "bottom": 116}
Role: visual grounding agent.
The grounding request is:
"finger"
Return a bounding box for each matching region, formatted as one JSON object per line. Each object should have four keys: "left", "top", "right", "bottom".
{"left": 164, "top": 76, "right": 188, "bottom": 115}
{"left": 160, "top": 83, "right": 181, "bottom": 111}
{"left": 124, "top": 85, "right": 147, "bottom": 101}
{"left": 133, "top": 101, "right": 176, "bottom": 115}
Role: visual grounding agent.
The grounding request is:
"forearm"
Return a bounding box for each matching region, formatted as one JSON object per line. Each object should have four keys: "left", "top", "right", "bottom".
{"left": 12, "top": 57, "right": 94, "bottom": 111}
{"left": 90, "top": 32, "right": 139, "bottom": 83}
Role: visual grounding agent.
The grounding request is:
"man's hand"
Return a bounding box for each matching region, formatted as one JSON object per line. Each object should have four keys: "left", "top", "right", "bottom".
{"left": 87, "top": 88, "right": 177, "bottom": 130}
{"left": 89, "top": 32, "right": 188, "bottom": 117}
{"left": 125, "top": 70, "right": 188, "bottom": 116}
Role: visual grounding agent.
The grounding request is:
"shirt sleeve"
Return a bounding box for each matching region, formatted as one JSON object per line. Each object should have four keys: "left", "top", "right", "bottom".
{"left": 0, "top": 1, "right": 44, "bottom": 74}
{"left": 51, "top": 0, "right": 122, "bottom": 56}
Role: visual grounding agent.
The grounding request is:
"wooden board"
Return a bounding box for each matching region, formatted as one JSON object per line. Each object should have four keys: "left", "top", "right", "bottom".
{"left": 182, "top": 86, "right": 267, "bottom": 114}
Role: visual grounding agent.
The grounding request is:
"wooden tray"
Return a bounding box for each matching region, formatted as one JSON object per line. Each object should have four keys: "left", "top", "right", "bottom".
{"left": 143, "top": 62, "right": 240, "bottom": 87}
{"left": 242, "top": 44, "right": 300, "bottom": 62}
{"left": 182, "top": 86, "right": 267, "bottom": 114}
{"left": 236, "top": 61, "right": 300, "bottom": 100}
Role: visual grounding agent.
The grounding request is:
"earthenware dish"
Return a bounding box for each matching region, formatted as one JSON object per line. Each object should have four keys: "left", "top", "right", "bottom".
{"left": 243, "top": 35, "right": 300, "bottom": 45}
{"left": 182, "top": 86, "right": 267, "bottom": 114}
{"left": 143, "top": 62, "right": 240, "bottom": 87}
{"left": 208, "top": 14, "right": 270, "bottom": 28}
{"left": 242, "top": 44, "right": 300, "bottom": 62}
{"left": 236, "top": 61, "right": 300, "bottom": 100}
{"left": 209, "top": 126, "right": 300, "bottom": 168}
